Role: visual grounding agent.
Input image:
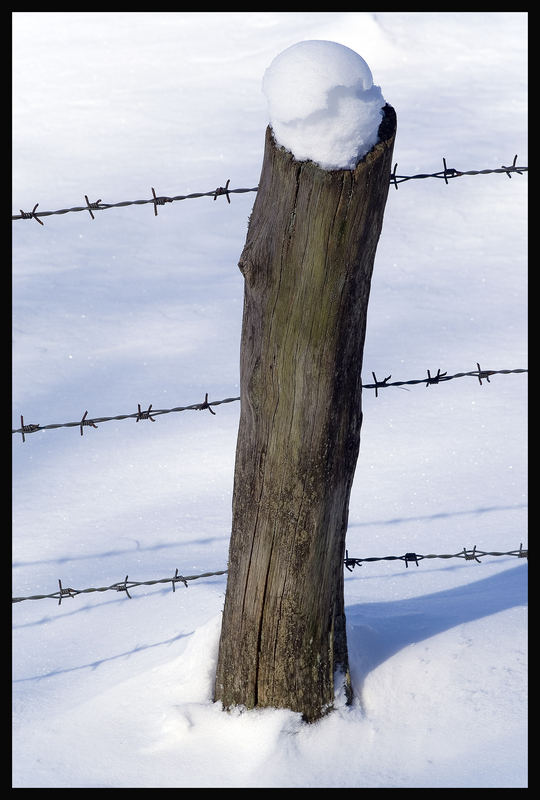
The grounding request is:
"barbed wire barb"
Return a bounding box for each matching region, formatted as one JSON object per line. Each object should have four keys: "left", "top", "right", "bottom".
{"left": 425, "top": 368, "right": 447, "bottom": 387}
{"left": 18, "top": 202, "right": 44, "bottom": 225}
{"left": 79, "top": 410, "right": 98, "bottom": 436}
{"left": 19, "top": 415, "right": 40, "bottom": 443}
{"left": 501, "top": 154, "right": 524, "bottom": 178}
{"left": 171, "top": 569, "right": 189, "bottom": 592}
{"left": 151, "top": 187, "right": 173, "bottom": 216}
{"left": 57, "top": 579, "right": 76, "bottom": 606}
{"left": 136, "top": 403, "right": 155, "bottom": 422}
{"left": 461, "top": 545, "right": 482, "bottom": 563}
{"left": 196, "top": 392, "right": 217, "bottom": 415}
{"left": 475, "top": 362, "right": 495, "bottom": 385}
{"left": 84, "top": 195, "right": 104, "bottom": 220}
{"left": 402, "top": 552, "right": 421, "bottom": 567}
{"left": 214, "top": 179, "right": 231, "bottom": 203}
{"left": 371, "top": 371, "right": 392, "bottom": 398}
{"left": 115, "top": 575, "right": 132, "bottom": 599}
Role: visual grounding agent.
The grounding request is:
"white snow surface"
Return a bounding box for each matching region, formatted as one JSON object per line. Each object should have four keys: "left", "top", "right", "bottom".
{"left": 262, "top": 39, "right": 385, "bottom": 169}
{"left": 12, "top": 11, "right": 527, "bottom": 789}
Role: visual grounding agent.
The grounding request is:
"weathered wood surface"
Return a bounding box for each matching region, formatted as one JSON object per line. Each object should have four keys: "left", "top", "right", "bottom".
{"left": 214, "top": 105, "right": 397, "bottom": 722}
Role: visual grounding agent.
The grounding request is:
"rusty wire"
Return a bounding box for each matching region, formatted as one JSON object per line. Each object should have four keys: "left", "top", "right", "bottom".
{"left": 12, "top": 544, "right": 527, "bottom": 605}
{"left": 11, "top": 366, "right": 528, "bottom": 442}
{"left": 12, "top": 155, "right": 527, "bottom": 224}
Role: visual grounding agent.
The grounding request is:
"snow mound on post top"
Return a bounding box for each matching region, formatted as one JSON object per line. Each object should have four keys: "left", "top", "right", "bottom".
{"left": 262, "top": 40, "right": 386, "bottom": 171}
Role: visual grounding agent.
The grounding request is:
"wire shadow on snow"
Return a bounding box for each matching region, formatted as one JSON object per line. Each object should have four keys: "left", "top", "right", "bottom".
{"left": 347, "top": 502, "right": 527, "bottom": 529}
{"left": 13, "top": 630, "right": 194, "bottom": 683}
{"left": 12, "top": 535, "right": 229, "bottom": 570}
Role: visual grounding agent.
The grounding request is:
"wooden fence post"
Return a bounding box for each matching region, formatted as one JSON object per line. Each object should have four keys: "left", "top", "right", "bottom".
{"left": 214, "top": 104, "right": 397, "bottom": 723}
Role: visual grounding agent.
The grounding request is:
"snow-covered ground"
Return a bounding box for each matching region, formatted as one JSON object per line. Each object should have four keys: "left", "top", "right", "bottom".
{"left": 12, "top": 12, "right": 527, "bottom": 788}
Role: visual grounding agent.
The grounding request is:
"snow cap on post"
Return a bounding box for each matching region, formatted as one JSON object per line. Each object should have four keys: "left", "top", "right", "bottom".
{"left": 262, "top": 40, "right": 386, "bottom": 171}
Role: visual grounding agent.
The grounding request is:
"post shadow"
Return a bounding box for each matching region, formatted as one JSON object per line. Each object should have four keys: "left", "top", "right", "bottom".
{"left": 346, "top": 562, "right": 527, "bottom": 687}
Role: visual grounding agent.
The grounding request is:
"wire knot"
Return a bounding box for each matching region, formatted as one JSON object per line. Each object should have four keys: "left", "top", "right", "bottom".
{"left": 80, "top": 410, "right": 98, "bottom": 436}
{"left": 151, "top": 187, "right": 173, "bottom": 216}
{"left": 390, "top": 162, "right": 400, "bottom": 190}
{"left": 114, "top": 575, "right": 132, "bottom": 598}
{"left": 461, "top": 545, "right": 482, "bottom": 563}
{"left": 171, "top": 568, "right": 189, "bottom": 591}
{"left": 19, "top": 203, "right": 44, "bottom": 225}
{"left": 501, "top": 154, "right": 524, "bottom": 178}
{"left": 475, "top": 362, "right": 495, "bottom": 385}
{"left": 402, "top": 552, "right": 422, "bottom": 567}
{"left": 57, "top": 579, "right": 76, "bottom": 605}
{"left": 370, "top": 371, "right": 392, "bottom": 397}
{"left": 136, "top": 403, "right": 156, "bottom": 422}
{"left": 344, "top": 550, "right": 362, "bottom": 572}
{"left": 214, "top": 179, "right": 231, "bottom": 203}
{"left": 84, "top": 195, "right": 105, "bottom": 220}
{"left": 440, "top": 157, "right": 461, "bottom": 184}
{"left": 425, "top": 368, "right": 447, "bottom": 386}
{"left": 197, "top": 393, "right": 216, "bottom": 415}
{"left": 19, "top": 415, "right": 40, "bottom": 443}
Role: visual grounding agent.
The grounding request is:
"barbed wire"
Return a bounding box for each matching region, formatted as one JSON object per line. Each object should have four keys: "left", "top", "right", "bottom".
{"left": 389, "top": 154, "right": 527, "bottom": 189}
{"left": 11, "top": 155, "right": 527, "bottom": 224}
{"left": 13, "top": 393, "right": 238, "bottom": 441}
{"left": 12, "top": 543, "right": 527, "bottom": 605}
{"left": 365, "top": 364, "right": 528, "bottom": 396}
{"left": 344, "top": 543, "right": 528, "bottom": 571}
{"left": 12, "top": 182, "right": 257, "bottom": 223}
{"left": 12, "top": 568, "right": 228, "bottom": 605}
{"left": 12, "top": 365, "right": 527, "bottom": 441}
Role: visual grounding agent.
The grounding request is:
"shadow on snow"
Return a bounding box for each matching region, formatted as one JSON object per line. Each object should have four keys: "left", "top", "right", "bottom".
{"left": 346, "top": 561, "right": 527, "bottom": 691}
